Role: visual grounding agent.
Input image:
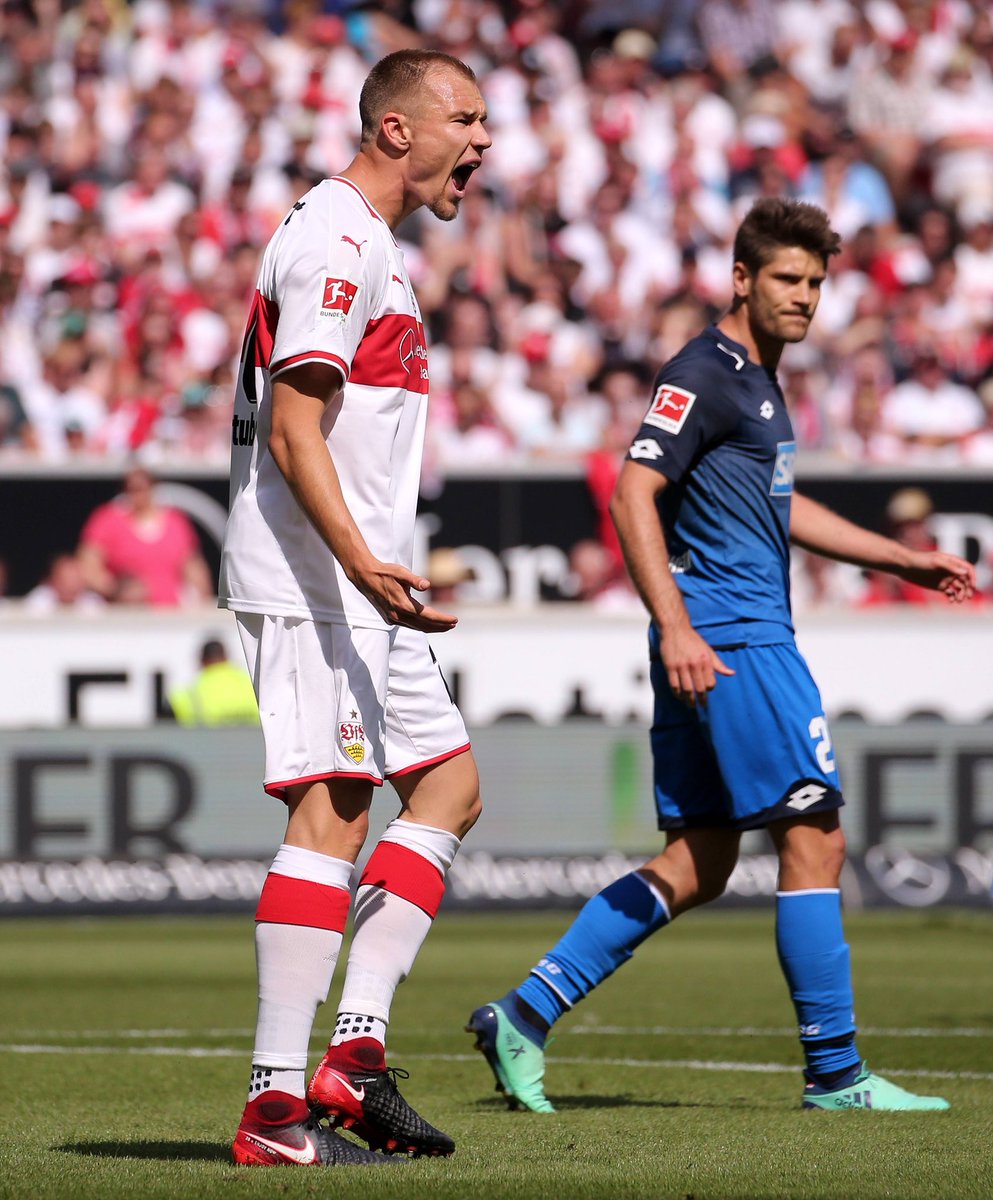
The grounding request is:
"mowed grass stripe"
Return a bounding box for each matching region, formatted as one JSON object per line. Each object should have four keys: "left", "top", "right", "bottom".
{"left": 5, "top": 1043, "right": 993, "bottom": 1083}
{"left": 2, "top": 911, "right": 991, "bottom": 1200}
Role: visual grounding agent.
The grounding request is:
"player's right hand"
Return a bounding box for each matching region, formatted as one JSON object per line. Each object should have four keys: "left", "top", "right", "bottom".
{"left": 661, "top": 623, "right": 734, "bottom": 707}
{"left": 355, "top": 560, "right": 459, "bottom": 632}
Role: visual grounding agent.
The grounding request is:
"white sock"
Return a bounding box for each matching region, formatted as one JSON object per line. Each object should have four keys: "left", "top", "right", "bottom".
{"left": 337, "top": 822, "right": 460, "bottom": 1027}
{"left": 247, "top": 1065, "right": 306, "bottom": 1102}
{"left": 251, "top": 845, "right": 354, "bottom": 1088}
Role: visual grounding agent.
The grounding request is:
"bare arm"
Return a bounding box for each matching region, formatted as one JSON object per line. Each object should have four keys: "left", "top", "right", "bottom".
{"left": 610, "top": 459, "right": 734, "bottom": 704}
{"left": 183, "top": 552, "right": 214, "bottom": 603}
{"left": 269, "top": 362, "right": 457, "bottom": 632}
{"left": 790, "top": 491, "right": 975, "bottom": 603}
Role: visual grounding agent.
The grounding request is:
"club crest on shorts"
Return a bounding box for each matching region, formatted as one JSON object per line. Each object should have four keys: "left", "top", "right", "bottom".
{"left": 339, "top": 719, "right": 366, "bottom": 764}
{"left": 644, "top": 383, "right": 696, "bottom": 434}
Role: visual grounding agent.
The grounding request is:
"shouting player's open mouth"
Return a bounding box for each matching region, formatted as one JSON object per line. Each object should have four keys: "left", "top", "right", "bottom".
{"left": 451, "top": 161, "right": 479, "bottom": 199}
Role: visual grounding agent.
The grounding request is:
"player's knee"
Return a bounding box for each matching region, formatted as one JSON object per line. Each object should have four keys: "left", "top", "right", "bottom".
{"left": 691, "top": 863, "right": 735, "bottom": 906}
{"left": 454, "top": 789, "right": 482, "bottom": 839}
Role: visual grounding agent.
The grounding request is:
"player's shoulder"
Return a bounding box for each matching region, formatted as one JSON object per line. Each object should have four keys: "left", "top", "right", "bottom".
{"left": 661, "top": 325, "right": 749, "bottom": 388}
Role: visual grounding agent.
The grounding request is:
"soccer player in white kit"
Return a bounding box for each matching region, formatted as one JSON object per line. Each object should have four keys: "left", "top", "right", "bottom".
{"left": 220, "top": 50, "right": 491, "bottom": 1167}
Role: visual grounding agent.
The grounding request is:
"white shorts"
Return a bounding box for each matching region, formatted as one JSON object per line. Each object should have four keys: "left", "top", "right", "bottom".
{"left": 235, "top": 614, "right": 470, "bottom": 800}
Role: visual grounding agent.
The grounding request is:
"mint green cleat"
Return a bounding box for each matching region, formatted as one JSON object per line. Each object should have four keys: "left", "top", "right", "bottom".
{"left": 465, "top": 1001, "right": 555, "bottom": 1113}
{"left": 802, "top": 1063, "right": 950, "bottom": 1111}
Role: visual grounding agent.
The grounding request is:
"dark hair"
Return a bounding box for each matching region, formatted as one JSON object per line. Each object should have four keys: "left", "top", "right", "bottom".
{"left": 200, "top": 639, "right": 227, "bottom": 665}
{"left": 734, "top": 198, "right": 841, "bottom": 274}
{"left": 359, "top": 50, "right": 477, "bottom": 143}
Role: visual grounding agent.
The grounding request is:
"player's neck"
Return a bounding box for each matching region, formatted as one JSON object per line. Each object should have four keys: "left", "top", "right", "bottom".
{"left": 337, "top": 154, "right": 405, "bottom": 231}
{"left": 716, "top": 311, "right": 784, "bottom": 372}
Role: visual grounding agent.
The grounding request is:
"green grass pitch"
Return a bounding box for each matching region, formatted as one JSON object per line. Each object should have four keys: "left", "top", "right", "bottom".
{"left": 1, "top": 908, "right": 991, "bottom": 1200}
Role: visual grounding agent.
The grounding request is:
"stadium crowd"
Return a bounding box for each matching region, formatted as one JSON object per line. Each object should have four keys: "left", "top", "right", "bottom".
{"left": 1, "top": 0, "right": 991, "bottom": 605}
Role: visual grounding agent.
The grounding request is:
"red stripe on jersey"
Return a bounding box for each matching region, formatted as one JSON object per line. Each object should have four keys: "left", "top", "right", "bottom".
{"left": 359, "top": 842, "right": 445, "bottom": 917}
{"left": 255, "top": 872, "right": 350, "bottom": 931}
{"left": 350, "top": 315, "right": 429, "bottom": 394}
{"left": 330, "top": 177, "right": 385, "bottom": 222}
{"left": 240, "top": 291, "right": 280, "bottom": 370}
{"left": 270, "top": 351, "right": 349, "bottom": 381}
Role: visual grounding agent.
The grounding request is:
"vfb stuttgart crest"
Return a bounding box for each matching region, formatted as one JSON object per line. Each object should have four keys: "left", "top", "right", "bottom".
{"left": 339, "top": 719, "right": 366, "bottom": 764}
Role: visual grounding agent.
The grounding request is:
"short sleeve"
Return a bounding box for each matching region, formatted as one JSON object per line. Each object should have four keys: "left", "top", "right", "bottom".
{"left": 267, "top": 202, "right": 386, "bottom": 383}
{"left": 625, "top": 358, "right": 739, "bottom": 482}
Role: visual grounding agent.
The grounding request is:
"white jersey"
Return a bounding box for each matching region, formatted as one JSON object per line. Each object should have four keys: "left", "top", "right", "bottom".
{"left": 219, "top": 177, "right": 430, "bottom": 629}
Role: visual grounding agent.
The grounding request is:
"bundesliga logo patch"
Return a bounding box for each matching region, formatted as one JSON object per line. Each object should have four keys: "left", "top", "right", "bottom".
{"left": 321, "top": 277, "right": 357, "bottom": 314}
{"left": 644, "top": 383, "right": 696, "bottom": 434}
{"left": 339, "top": 719, "right": 366, "bottom": 764}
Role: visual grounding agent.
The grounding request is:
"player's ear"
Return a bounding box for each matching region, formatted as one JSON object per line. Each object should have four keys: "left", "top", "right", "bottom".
{"left": 731, "top": 260, "right": 752, "bottom": 300}
{"left": 380, "top": 111, "right": 411, "bottom": 153}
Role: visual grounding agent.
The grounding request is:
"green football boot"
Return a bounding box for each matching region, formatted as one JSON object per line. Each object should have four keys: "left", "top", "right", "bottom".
{"left": 802, "top": 1063, "right": 950, "bottom": 1111}
{"left": 466, "top": 1001, "right": 555, "bottom": 1113}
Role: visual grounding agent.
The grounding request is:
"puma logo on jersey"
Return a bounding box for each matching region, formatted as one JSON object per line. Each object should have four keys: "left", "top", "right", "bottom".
{"left": 341, "top": 235, "right": 367, "bottom": 256}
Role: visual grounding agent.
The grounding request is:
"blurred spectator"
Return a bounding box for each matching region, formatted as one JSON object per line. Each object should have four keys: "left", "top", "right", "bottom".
{"left": 20, "top": 338, "right": 106, "bottom": 458}
{"left": 828, "top": 345, "right": 904, "bottom": 463}
{"left": 168, "top": 637, "right": 259, "bottom": 727}
{"left": 0, "top": 0, "right": 988, "bottom": 496}
{"left": 923, "top": 48, "right": 993, "bottom": 216}
{"left": 780, "top": 342, "right": 830, "bottom": 449}
{"left": 584, "top": 361, "right": 653, "bottom": 577}
{"left": 846, "top": 29, "right": 928, "bottom": 206}
{"left": 76, "top": 465, "right": 213, "bottom": 606}
{"left": 881, "top": 347, "right": 986, "bottom": 459}
{"left": 426, "top": 546, "right": 475, "bottom": 605}
{"left": 428, "top": 377, "right": 517, "bottom": 468}
{"left": 696, "top": 0, "right": 781, "bottom": 108}
{"left": 565, "top": 537, "right": 640, "bottom": 611}
{"left": 23, "top": 551, "right": 104, "bottom": 612}
{"left": 858, "top": 487, "right": 947, "bottom": 605}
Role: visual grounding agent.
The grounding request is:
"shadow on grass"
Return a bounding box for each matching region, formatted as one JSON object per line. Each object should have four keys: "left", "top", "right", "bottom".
{"left": 54, "top": 1141, "right": 230, "bottom": 1163}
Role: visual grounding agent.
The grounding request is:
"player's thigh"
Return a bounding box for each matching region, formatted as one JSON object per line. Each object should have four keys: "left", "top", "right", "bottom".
{"left": 391, "top": 748, "right": 481, "bottom": 838}
{"left": 650, "top": 651, "right": 730, "bottom": 828}
{"left": 383, "top": 625, "right": 471, "bottom": 781}
{"left": 236, "top": 612, "right": 390, "bottom": 797}
{"left": 705, "top": 643, "right": 843, "bottom": 827}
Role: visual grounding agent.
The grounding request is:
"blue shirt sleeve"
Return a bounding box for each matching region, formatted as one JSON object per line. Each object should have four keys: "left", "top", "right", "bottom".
{"left": 626, "top": 352, "right": 740, "bottom": 483}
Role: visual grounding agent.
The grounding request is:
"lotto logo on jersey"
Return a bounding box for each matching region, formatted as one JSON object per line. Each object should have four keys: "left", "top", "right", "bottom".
{"left": 339, "top": 719, "right": 366, "bottom": 764}
{"left": 321, "top": 277, "right": 358, "bottom": 314}
{"left": 644, "top": 384, "right": 696, "bottom": 434}
{"left": 770, "top": 439, "right": 797, "bottom": 496}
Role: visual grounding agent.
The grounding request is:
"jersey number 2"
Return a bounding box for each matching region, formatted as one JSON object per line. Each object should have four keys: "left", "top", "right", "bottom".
{"left": 808, "top": 715, "right": 835, "bottom": 774}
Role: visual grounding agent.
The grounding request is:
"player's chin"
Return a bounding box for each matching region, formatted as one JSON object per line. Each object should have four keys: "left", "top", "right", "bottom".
{"left": 428, "top": 194, "right": 462, "bottom": 222}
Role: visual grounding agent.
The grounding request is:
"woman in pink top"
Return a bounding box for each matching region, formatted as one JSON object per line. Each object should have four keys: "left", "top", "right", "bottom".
{"left": 78, "top": 466, "right": 212, "bottom": 606}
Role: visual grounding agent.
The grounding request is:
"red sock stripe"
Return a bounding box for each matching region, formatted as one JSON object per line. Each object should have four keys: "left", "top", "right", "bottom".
{"left": 255, "top": 872, "right": 350, "bottom": 931}
{"left": 359, "top": 841, "right": 445, "bottom": 918}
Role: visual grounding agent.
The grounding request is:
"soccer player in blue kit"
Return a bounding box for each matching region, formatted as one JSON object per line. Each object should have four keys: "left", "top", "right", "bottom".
{"left": 467, "top": 198, "right": 976, "bottom": 1114}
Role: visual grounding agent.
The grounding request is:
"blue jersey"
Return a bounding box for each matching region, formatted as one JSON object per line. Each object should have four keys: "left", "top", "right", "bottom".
{"left": 626, "top": 324, "right": 796, "bottom": 646}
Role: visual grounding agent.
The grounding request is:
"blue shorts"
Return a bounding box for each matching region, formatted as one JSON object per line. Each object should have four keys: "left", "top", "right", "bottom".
{"left": 649, "top": 635, "right": 843, "bottom": 831}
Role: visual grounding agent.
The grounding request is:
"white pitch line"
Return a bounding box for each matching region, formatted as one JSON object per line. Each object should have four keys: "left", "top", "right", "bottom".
{"left": 22, "top": 1023, "right": 993, "bottom": 1042}
{"left": 2, "top": 1045, "right": 991, "bottom": 1082}
{"left": 569, "top": 1024, "right": 993, "bottom": 1039}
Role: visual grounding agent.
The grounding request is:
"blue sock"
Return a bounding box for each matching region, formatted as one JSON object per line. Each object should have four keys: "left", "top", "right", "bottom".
{"left": 513, "top": 872, "right": 670, "bottom": 1032}
{"left": 775, "top": 889, "right": 860, "bottom": 1082}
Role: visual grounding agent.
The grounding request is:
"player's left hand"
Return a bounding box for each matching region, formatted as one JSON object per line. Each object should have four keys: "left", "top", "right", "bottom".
{"left": 898, "top": 550, "right": 976, "bottom": 603}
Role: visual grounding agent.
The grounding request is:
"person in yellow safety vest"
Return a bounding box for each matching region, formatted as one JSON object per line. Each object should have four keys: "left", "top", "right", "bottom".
{"left": 169, "top": 638, "right": 260, "bottom": 726}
